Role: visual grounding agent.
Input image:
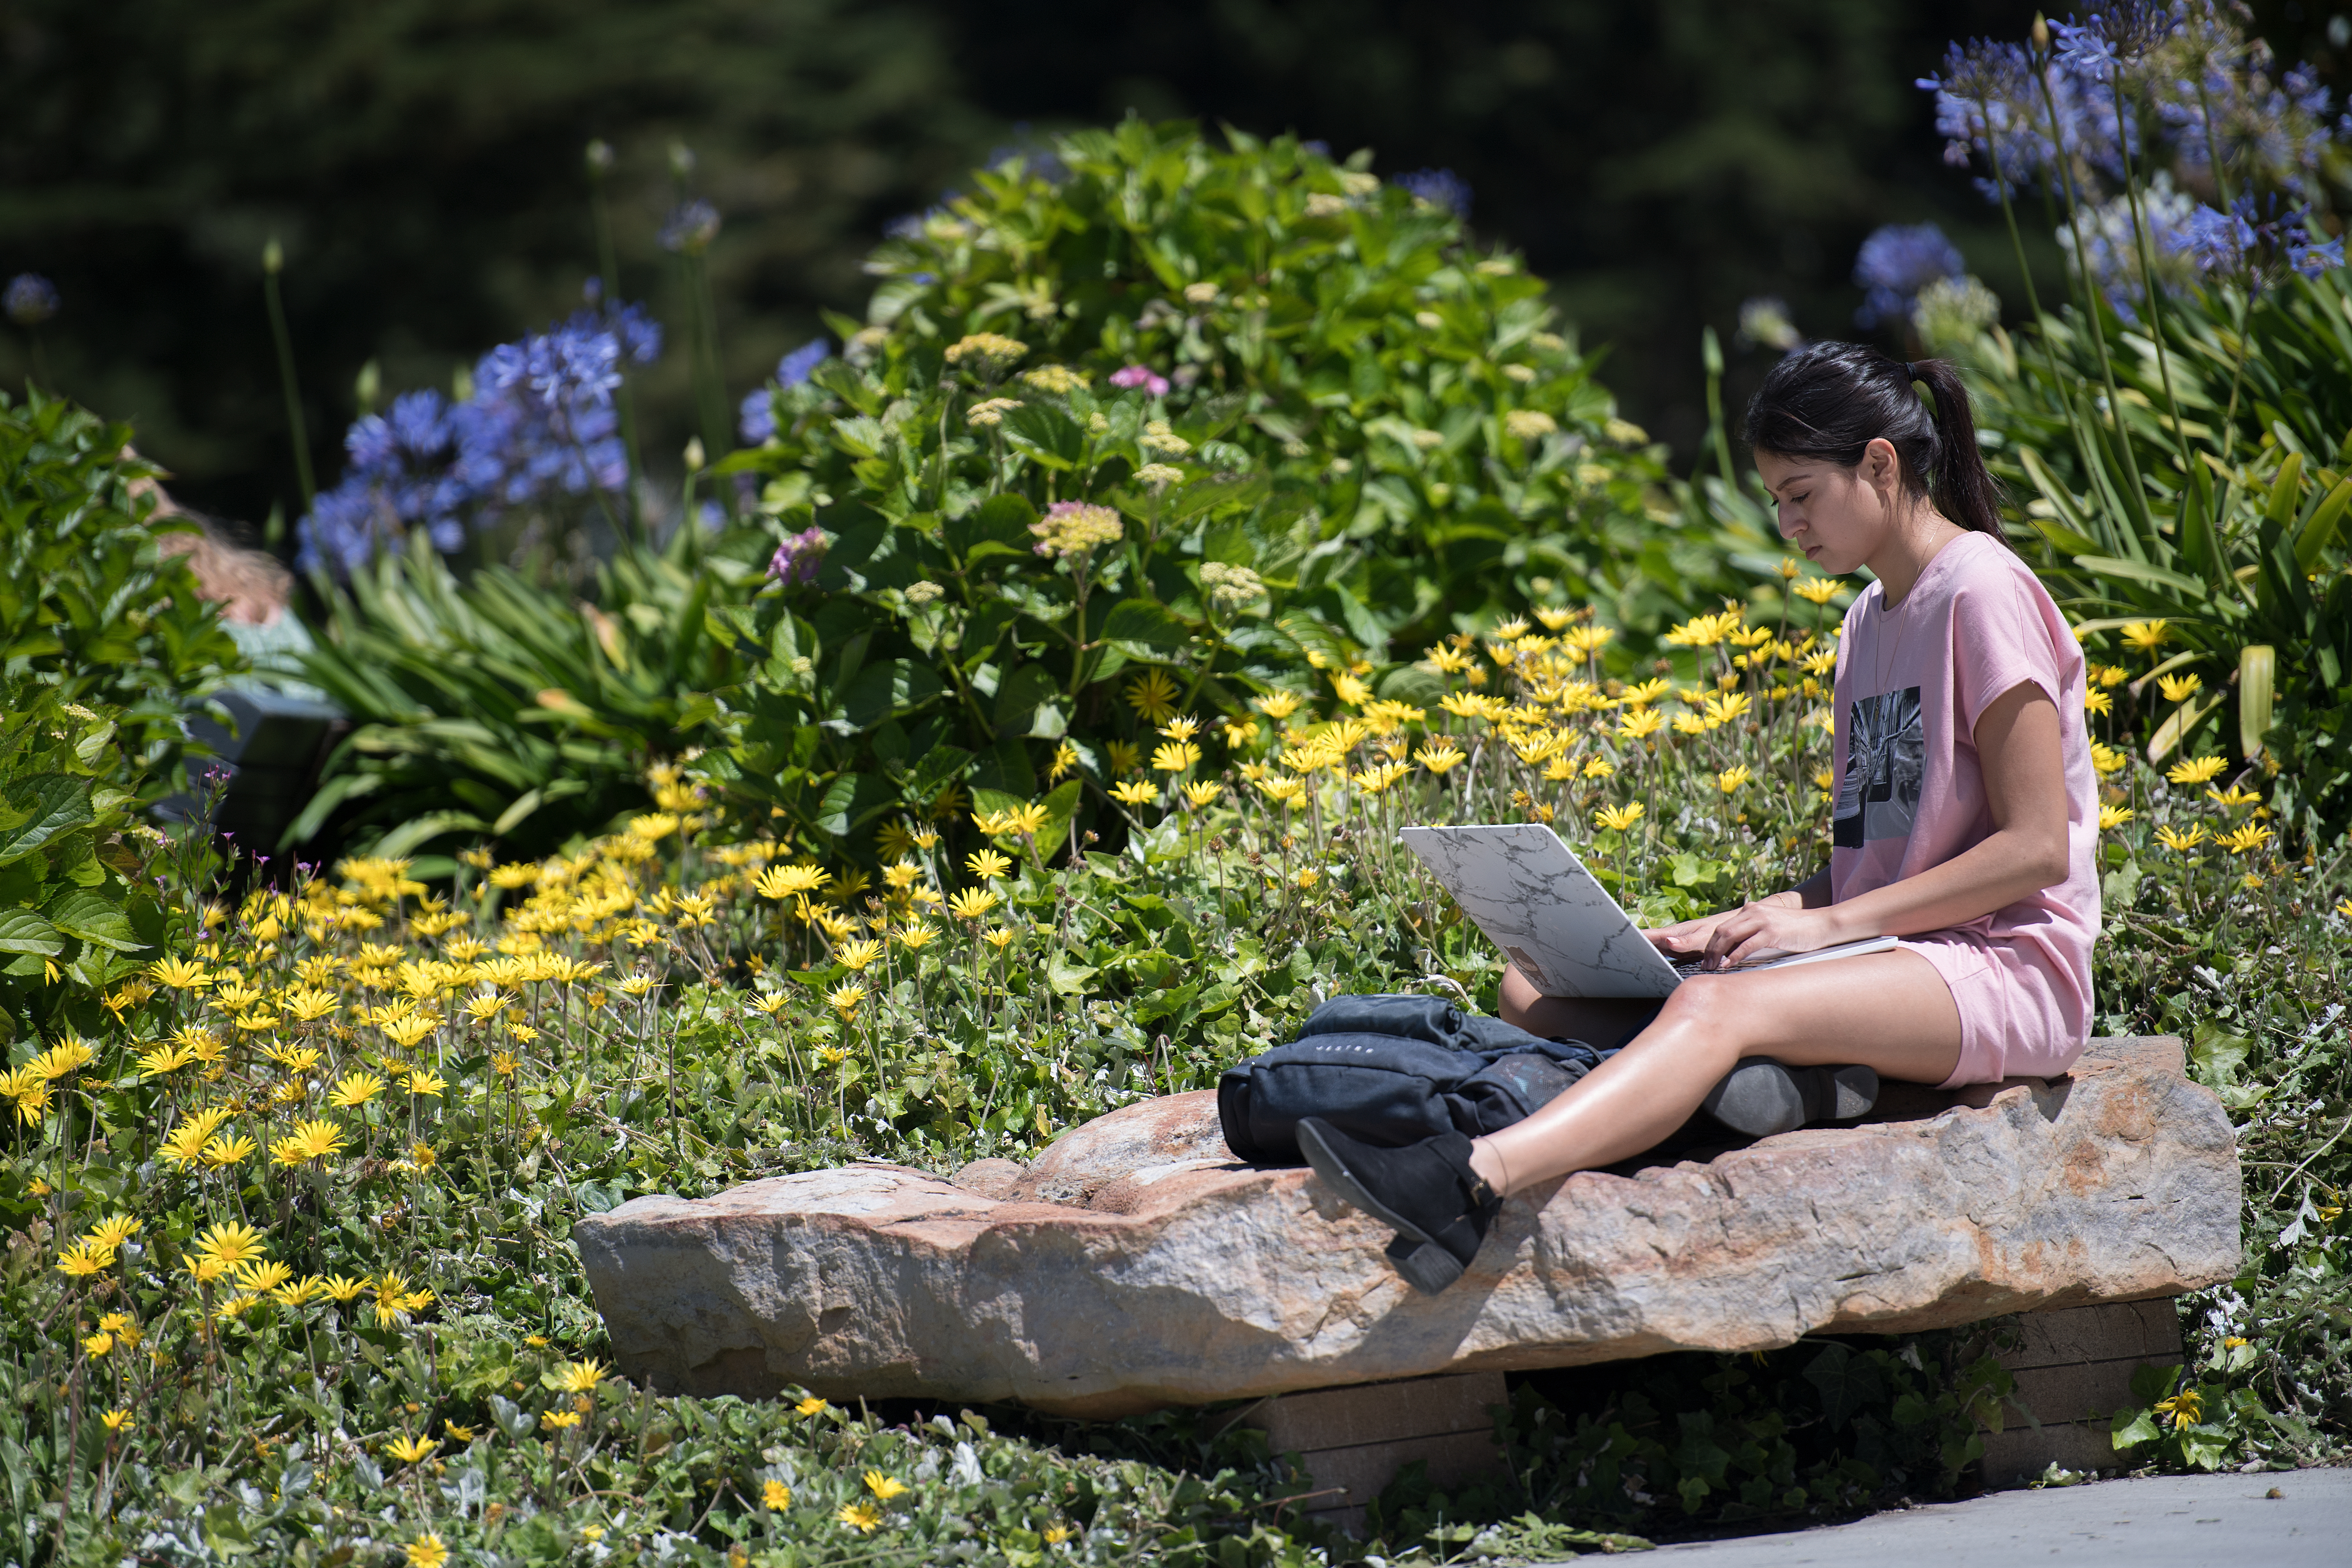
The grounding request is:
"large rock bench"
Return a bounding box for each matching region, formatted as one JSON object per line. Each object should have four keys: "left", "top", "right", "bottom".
{"left": 575, "top": 1036, "right": 2240, "bottom": 1421}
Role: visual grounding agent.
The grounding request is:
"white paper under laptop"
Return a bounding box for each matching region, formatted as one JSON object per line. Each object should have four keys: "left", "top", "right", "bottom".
{"left": 1399, "top": 822, "right": 1896, "bottom": 999}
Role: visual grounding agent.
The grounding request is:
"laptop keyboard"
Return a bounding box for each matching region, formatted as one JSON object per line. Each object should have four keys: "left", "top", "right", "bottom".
{"left": 1671, "top": 956, "right": 1763, "bottom": 977}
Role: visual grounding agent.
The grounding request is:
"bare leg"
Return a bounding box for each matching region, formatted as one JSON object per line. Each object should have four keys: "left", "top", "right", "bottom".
{"left": 1497, "top": 962, "right": 1662, "bottom": 1048}
{"left": 1470, "top": 949, "right": 1962, "bottom": 1195}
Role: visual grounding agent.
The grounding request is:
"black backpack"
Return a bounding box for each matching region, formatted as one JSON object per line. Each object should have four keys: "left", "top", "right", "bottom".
{"left": 1217, "top": 992, "right": 1614, "bottom": 1165}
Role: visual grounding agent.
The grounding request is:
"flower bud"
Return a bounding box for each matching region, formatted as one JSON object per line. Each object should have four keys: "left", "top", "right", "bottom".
{"left": 263, "top": 237, "right": 284, "bottom": 275}
{"left": 585, "top": 139, "right": 615, "bottom": 177}
{"left": 684, "top": 437, "right": 705, "bottom": 472}
{"left": 2031, "top": 14, "right": 2049, "bottom": 48}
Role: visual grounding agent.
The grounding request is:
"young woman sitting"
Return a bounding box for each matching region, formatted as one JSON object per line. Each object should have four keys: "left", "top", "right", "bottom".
{"left": 1297, "top": 341, "right": 2101, "bottom": 1293}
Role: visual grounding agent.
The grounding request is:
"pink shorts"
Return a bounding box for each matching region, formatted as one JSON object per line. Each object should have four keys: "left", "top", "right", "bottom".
{"left": 1901, "top": 930, "right": 2090, "bottom": 1089}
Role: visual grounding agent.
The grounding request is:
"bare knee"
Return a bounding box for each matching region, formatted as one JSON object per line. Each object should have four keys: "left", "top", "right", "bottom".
{"left": 1645, "top": 980, "right": 1754, "bottom": 1064}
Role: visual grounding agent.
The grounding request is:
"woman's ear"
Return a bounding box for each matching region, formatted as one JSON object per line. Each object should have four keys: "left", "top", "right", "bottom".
{"left": 1860, "top": 437, "right": 1903, "bottom": 506}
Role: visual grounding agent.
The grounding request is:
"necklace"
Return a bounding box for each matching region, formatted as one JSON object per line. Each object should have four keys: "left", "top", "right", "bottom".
{"left": 1868, "top": 584, "right": 1917, "bottom": 697}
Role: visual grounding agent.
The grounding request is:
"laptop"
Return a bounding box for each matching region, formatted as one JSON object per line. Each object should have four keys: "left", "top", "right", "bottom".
{"left": 1398, "top": 822, "right": 1896, "bottom": 999}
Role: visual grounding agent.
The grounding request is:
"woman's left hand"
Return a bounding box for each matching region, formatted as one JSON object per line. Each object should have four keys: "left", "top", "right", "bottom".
{"left": 1698, "top": 900, "right": 1852, "bottom": 969}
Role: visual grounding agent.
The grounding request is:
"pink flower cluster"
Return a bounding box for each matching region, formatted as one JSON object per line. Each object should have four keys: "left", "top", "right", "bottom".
{"left": 1109, "top": 364, "right": 1170, "bottom": 397}
{"left": 767, "top": 526, "right": 826, "bottom": 585}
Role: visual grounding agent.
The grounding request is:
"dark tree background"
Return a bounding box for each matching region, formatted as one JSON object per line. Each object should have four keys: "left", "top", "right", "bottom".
{"left": 1, "top": 0, "right": 2338, "bottom": 533}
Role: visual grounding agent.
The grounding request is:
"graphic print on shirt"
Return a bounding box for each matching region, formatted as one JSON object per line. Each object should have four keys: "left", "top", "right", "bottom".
{"left": 1834, "top": 686, "right": 1924, "bottom": 849}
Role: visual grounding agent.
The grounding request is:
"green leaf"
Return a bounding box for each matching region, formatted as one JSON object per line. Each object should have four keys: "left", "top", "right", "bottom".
{"left": 2188, "top": 1022, "right": 2250, "bottom": 1088}
{"left": 1045, "top": 954, "right": 1098, "bottom": 995}
{"left": 0, "top": 907, "right": 64, "bottom": 956}
{"left": 2296, "top": 478, "right": 2352, "bottom": 574}
{"left": 2265, "top": 450, "right": 2304, "bottom": 526}
{"left": 0, "top": 774, "right": 93, "bottom": 864}
{"left": 815, "top": 772, "right": 898, "bottom": 839}
{"left": 836, "top": 659, "right": 946, "bottom": 730}
{"left": 2129, "top": 1361, "right": 2184, "bottom": 1406}
{"left": 42, "top": 889, "right": 137, "bottom": 952}
{"left": 1002, "top": 401, "right": 1086, "bottom": 471}
{"left": 1101, "top": 598, "right": 1192, "bottom": 651}
{"left": 993, "top": 663, "right": 1067, "bottom": 739}
{"left": 1667, "top": 852, "right": 1722, "bottom": 888}
{"left": 1802, "top": 1343, "right": 1883, "bottom": 1432}
{"left": 1035, "top": 777, "right": 1083, "bottom": 849}
{"left": 492, "top": 788, "right": 545, "bottom": 836}
{"left": 1164, "top": 471, "right": 1271, "bottom": 523}
{"left": 899, "top": 744, "right": 974, "bottom": 804}
{"left": 368, "top": 811, "right": 490, "bottom": 861}
{"left": 947, "top": 493, "right": 1037, "bottom": 564}
{"left": 2071, "top": 555, "right": 2206, "bottom": 599}
{"left": 2238, "top": 644, "right": 2275, "bottom": 759}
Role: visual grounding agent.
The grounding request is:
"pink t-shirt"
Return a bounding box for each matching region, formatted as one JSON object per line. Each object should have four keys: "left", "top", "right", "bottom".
{"left": 1828, "top": 530, "right": 2101, "bottom": 1087}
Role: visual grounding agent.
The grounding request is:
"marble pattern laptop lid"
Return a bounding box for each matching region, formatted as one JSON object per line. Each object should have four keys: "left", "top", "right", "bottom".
{"left": 1399, "top": 822, "right": 1682, "bottom": 999}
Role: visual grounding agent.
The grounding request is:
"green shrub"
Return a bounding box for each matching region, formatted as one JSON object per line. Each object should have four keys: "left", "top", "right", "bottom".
{"left": 0, "top": 388, "right": 243, "bottom": 790}
{"left": 0, "top": 681, "right": 177, "bottom": 1042}
{"left": 761, "top": 119, "right": 1715, "bottom": 645}
{"left": 0, "top": 389, "right": 235, "bottom": 1038}
{"left": 705, "top": 120, "right": 1733, "bottom": 854}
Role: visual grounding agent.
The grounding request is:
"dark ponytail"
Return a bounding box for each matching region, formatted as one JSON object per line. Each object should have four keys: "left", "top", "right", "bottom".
{"left": 1742, "top": 341, "right": 2009, "bottom": 544}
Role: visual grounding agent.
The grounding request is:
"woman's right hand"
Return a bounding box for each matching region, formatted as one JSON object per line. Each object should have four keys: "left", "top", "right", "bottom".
{"left": 1644, "top": 889, "right": 1807, "bottom": 959}
{"left": 1644, "top": 911, "right": 1731, "bottom": 957}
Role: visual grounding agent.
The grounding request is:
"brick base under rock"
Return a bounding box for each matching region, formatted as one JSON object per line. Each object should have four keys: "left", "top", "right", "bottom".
{"left": 1979, "top": 1298, "right": 2186, "bottom": 1487}
{"left": 1232, "top": 1370, "right": 1507, "bottom": 1536}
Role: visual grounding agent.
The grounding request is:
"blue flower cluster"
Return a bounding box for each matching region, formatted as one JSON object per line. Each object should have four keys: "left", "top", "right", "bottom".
{"left": 2198, "top": 192, "right": 2346, "bottom": 278}
{"left": 4, "top": 273, "right": 59, "bottom": 327}
{"left": 1393, "top": 169, "right": 1473, "bottom": 220}
{"left": 1853, "top": 223, "right": 1965, "bottom": 329}
{"left": 1918, "top": 38, "right": 2132, "bottom": 200}
{"left": 737, "top": 338, "right": 831, "bottom": 445}
{"left": 659, "top": 200, "right": 721, "bottom": 256}
{"left": 298, "top": 298, "right": 660, "bottom": 578}
{"left": 1914, "top": 7, "right": 2345, "bottom": 317}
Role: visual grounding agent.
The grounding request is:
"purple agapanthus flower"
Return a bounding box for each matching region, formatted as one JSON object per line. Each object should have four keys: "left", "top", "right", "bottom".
{"left": 738, "top": 338, "right": 831, "bottom": 444}
{"left": 1917, "top": 34, "right": 2135, "bottom": 201}
{"left": 3, "top": 273, "right": 58, "bottom": 327}
{"left": 297, "top": 389, "right": 470, "bottom": 576}
{"left": 659, "top": 199, "right": 721, "bottom": 255}
{"left": 1109, "top": 364, "right": 1170, "bottom": 397}
{"left": 1393, "top": 169, "right": 1473, "bottom": 220}
{"left": 297, "top": 295, "right": 662, "bottom": 577}
{"left": 2181, "top": 203, "right": 2256, "bottom": 275}
{"left": 1853, "top": 223, "right": 1966, "bottom": 329}
{"left": 2227, "top": 193, "right": 2348, "bottom": 282}
{"left": 456, "top": 302, "right": 659, "bottom": 510}
{"left": 2052, "top": 6, "right": 2179, "bottom": 87}
{"left": 767, "top": 525, "right": 826, "bottom": 586}
{"left": 1919, "top": 41, "right": 2056, "bottom": 198}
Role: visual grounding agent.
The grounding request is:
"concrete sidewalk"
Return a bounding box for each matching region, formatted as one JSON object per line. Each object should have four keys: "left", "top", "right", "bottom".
{"left": 1594, "top": 1468, "right": 2351, "bottom": 1566}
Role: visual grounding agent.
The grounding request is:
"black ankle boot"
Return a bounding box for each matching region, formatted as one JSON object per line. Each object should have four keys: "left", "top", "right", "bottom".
{"left": 1296, "top": 1118, "right": 1500, "bottom": 1294}
{"left": 1701, "top": 1059, "right": 1878, "bottom": 1138}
